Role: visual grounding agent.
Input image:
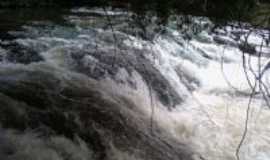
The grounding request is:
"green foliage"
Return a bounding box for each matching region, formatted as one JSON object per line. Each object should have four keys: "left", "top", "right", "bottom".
{"left": 0, "top": 0, "right": 269, "bottom": 27}
{"left": 252, "top": 3, "right": 270, "bottom": 27}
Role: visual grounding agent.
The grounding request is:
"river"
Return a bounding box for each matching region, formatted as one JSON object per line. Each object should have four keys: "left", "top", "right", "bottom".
{"left": 0, "top": 7, "right": 270, "bottom": 160}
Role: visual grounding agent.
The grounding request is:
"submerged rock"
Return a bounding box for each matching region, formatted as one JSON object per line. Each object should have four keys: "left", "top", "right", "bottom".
{"left": 238, "top": 42, "right": 257, "bottom": 55}
{"left": 0, "top": 41, "right": 43, "bottom": 64}
{"left": 67, "top": 48, "right": 183, "bottom": 108}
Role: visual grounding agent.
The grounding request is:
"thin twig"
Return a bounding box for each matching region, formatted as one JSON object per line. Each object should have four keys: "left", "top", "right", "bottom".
{"left": 235, "top": 80, "right": 257, "bottom": 160}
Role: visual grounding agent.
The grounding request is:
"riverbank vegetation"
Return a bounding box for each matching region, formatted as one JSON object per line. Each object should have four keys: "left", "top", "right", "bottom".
{"left": 1, "top": 0, "right": 269, "bottom": 26}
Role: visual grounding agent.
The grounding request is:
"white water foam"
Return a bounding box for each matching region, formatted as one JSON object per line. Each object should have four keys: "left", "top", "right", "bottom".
{"left": 123, "top": 21, "right": 270, "bottom": 160}
{"left": 2, "top": 9, "right": 270, "bottom": 160}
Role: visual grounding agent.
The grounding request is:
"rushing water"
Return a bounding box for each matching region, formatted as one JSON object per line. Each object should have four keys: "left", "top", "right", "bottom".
{"left": 0, "top": 7, "right": 270, "bottom": 160}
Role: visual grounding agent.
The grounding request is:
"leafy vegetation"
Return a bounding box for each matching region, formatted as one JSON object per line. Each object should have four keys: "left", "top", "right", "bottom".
{"left": 1, "top": 0, "right": 269, "bottom": 27}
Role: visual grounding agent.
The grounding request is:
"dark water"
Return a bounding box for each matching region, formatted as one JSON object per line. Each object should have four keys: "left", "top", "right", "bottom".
{"left": 0, "top": 8, "right": 67, "bottom": 25}
{"left": 0, "top": 8, "right": 69, "bottom": 40}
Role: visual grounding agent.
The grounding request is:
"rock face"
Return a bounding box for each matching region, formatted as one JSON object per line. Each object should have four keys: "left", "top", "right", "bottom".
{"left": 0, "top": 64, "right": 194, "bottom": 160}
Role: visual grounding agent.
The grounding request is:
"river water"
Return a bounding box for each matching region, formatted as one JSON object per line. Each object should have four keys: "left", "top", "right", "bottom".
{"left": 0, "top": 7, "right": 270, "bottom": 160}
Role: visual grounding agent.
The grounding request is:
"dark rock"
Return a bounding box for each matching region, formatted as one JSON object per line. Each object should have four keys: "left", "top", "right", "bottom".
{"left": 67, "top": 47, "right": 183, "bottom": 108}
{"left": 239, "top": 42, "right": 257, "bottom": 55}
{"left": 0, "top": 32, "right": 16, "bottom": 41}
{"left": 0, "top": 41, "right": 43, "bottom": 64}
{"left": 213, "top": 35, "right": 238, "bottom": 47}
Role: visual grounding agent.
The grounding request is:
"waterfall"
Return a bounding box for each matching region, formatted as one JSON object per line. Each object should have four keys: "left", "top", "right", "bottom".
{"left": 0, "top": 7, "right": 269, "bottom": 160}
